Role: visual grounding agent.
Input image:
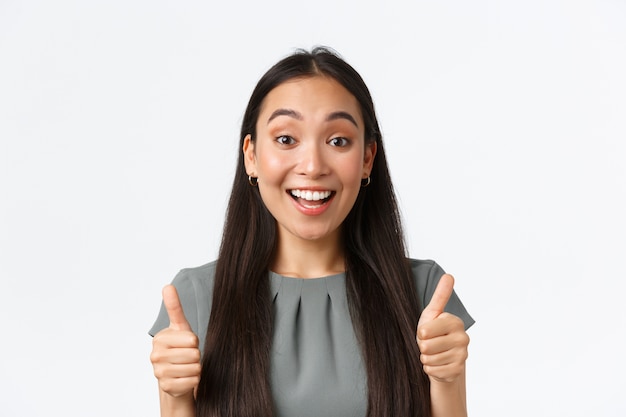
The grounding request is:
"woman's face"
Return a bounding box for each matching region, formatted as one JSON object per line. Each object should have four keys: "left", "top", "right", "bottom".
{"left": 244, "top": 75, "right": 376, "bottom": 245}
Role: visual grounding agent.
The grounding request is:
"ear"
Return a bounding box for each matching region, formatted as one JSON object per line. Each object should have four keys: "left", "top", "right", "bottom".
{"left": 362, "top": 140, "right": 377, "bottom": 178}
{"left": 243, "top": 134, "right": 257, "bottom": 176}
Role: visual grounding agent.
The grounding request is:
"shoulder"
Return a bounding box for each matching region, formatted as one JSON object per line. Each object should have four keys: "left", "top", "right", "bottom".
{"left": 171, "top": 260, "right": 218, "bottom": 324}
{"left": 172, "top": 260, "right": 218, "bottom": 294}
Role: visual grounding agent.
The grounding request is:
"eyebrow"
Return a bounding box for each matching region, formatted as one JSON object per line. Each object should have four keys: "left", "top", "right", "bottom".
{"left": 326, "top": 111, "right": 359, "bottom": 128}
{"left": 267, "top": 109, "right": 302, "bottom": 124}
{"left": 267, "top": 108, "right": 359, "bottom": 128}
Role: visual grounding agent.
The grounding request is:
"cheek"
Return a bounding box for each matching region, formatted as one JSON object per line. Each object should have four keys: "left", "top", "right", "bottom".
{"left": 342, "top": 153, "right": 367, "bottom": 182}
{"left": 255, "top": 150, "right": 286, "bottom": 183}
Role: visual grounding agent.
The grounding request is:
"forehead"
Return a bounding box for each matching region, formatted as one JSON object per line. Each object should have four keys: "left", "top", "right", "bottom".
{"left": 258, "top": 76, "right": 362, "bottom": 120}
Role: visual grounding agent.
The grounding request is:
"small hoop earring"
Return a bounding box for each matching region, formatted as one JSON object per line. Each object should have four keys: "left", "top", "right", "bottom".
{"left": 248, "top": 175, "right": 258, "bottom": 186}
{"left": 361, "top": 177, "right": 371, "bottom": 187}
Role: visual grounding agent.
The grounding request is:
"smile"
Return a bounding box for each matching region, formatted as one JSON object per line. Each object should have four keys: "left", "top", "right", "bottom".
{"left": 288, "top": 189, "right": 335, "bottom": 211}
{"left": 290, "top": 189, "right": 332, "bottom": 201}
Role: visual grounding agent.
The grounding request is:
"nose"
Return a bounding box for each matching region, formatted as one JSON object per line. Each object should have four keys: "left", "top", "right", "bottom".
{"left": 296, "top": 142, "right": 329, "bottom": 179}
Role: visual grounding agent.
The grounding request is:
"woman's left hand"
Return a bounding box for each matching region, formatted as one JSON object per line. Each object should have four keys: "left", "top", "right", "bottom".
{"left": 416, "top": 274, "right": 470, "bottom": 384}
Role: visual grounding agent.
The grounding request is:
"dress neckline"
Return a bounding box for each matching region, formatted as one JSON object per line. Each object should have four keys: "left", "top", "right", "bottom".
{"left": 269, "top": 270, "right": 346, "bottom": 281}
{"left": 269, "top": 270, "right": 348, "bottom": 300}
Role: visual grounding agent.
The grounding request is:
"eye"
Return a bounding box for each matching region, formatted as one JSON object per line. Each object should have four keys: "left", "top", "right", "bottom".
{"left": 276, "top": 135, "right": 296, "bottom": 145}
{"left": 329, "top": 137, "right": 350, "bottom": 147}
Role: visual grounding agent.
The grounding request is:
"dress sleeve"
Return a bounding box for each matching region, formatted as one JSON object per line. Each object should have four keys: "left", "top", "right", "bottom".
{"left": 148, "top": 268, "right": 201, "bottom": 337}
{"left": 411, "top": 259, "right": 475, "bottom": 330}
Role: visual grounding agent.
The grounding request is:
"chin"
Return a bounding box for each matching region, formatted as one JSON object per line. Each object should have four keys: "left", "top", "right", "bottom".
{"left": 295, "top": 232, "right": 330, "bottom": 241}
{"left": 290, "top": 226, "right": 338, "bottom": 242}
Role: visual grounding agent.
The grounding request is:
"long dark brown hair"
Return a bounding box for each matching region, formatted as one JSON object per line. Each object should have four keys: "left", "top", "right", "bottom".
{"left": 196, "top": 47, "right": 430, "bottom": 417}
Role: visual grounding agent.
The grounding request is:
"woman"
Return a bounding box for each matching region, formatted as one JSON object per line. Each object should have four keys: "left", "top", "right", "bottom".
{"left": 149, "top": 46, "right": 474, "bottom": 417}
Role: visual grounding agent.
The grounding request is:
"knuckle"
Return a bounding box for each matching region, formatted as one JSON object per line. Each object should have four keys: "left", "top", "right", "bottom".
{"left": 149, "top": 350, "right": 163, "bottom": 364}
{"left": 457, "top": 332, "right": 470, "bottom": 347}
{"left": 453, "top": 347, "right": 468, "bottom": 364}
{"left": 452, "top": 343, "right": 468, "bottom": 357}
{"left": 444, "top": 314, "right": 463, "bottom": 328}
{"left": 191, "top": 362, "right": 202, "bottom": 376}
{"left": 178, "top": 332, "right": 198, "bottom": 347}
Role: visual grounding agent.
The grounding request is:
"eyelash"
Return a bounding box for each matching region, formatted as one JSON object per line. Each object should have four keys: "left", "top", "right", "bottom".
{"left": 274, "top": 135, "right": 351, "bottom": 148}
{"left": 276, "top": 135, "right": 296, "bottom": 145}
{"left": 329, "top": 137, "right": 350, "bottom": 147}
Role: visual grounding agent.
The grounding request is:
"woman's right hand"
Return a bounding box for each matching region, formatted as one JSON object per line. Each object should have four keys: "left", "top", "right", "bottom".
{"left": 150, "top": 285, "right": 201, "bottom": 399}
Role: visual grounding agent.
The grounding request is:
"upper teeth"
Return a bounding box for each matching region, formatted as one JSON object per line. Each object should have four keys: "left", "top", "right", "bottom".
{"left": 290, "top": 190, "right": 332, "bottom": 201}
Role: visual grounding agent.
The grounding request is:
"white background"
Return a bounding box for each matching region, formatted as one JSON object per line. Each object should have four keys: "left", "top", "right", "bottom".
{"left": 1, "top": 1, "right": 625, "bottom": 416}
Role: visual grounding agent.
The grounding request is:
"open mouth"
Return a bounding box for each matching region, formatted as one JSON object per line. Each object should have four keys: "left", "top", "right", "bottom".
{"left": 289, "top": 189, "right": 335, "bottom": 208}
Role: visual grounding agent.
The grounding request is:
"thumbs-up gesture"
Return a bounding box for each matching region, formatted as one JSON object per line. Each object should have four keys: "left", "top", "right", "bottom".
{"left": 150, "top": 285, "right": 201, "bottom": 398}
{"left": 416, "top": 274, "right": 470, "bottom": 384}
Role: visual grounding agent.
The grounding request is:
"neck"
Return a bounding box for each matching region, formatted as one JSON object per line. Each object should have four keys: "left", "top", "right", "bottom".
{"left": 272, "top": 229, "right": 345, "bottom": 279}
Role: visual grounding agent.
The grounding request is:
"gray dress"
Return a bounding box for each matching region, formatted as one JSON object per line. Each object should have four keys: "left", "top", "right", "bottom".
{"left": 149, "top": 259, "right": 474, "bottom": 417}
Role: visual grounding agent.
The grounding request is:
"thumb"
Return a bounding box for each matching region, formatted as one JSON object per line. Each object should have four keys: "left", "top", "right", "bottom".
{"left": 162, "top": 284, "right": 191, "bottom": 331}
{"left": 418, "top": 274, "right": 454, "bottom": 325}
